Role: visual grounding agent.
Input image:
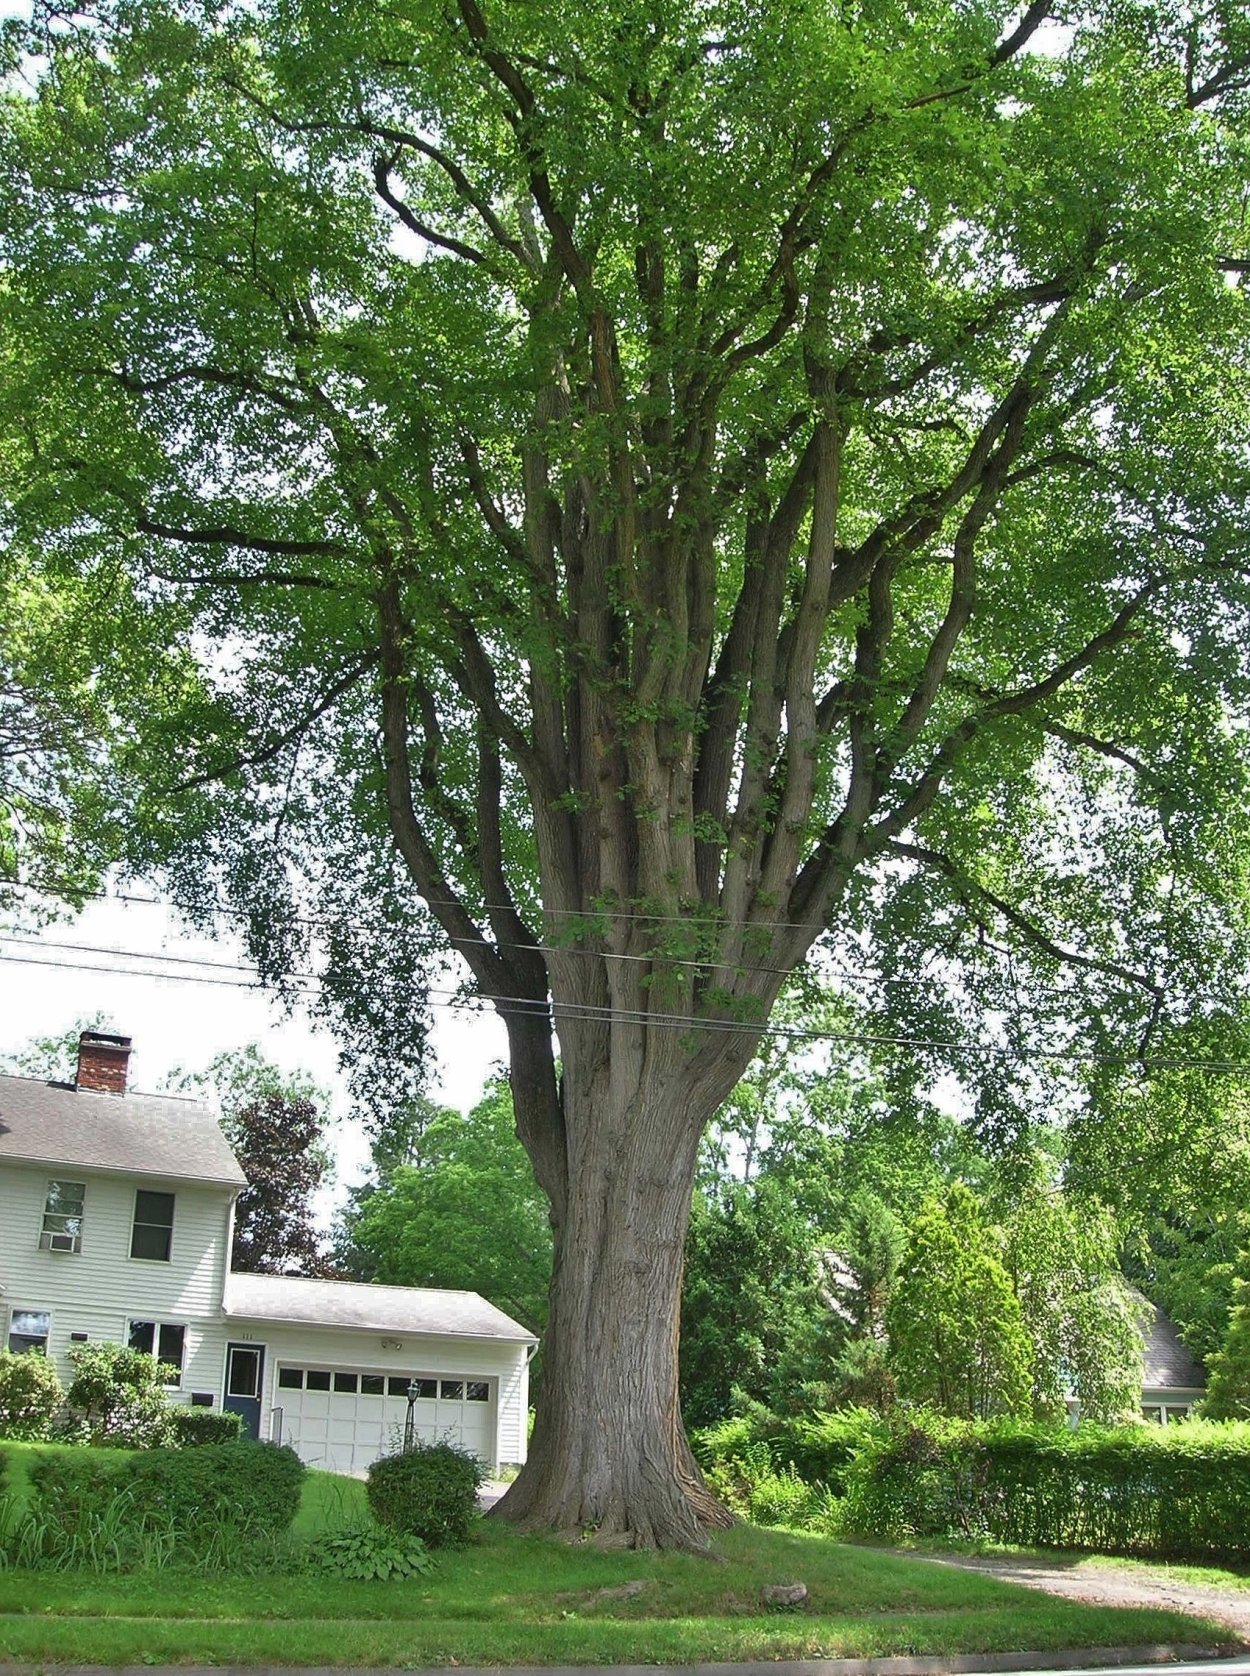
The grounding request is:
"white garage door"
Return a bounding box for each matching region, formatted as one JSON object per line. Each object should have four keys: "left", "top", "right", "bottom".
{"left": 275, "top": 1366, "right": 495, "bottom": 1476}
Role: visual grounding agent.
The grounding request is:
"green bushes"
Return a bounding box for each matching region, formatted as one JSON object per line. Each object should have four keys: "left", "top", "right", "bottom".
{"left": 168, "top": 1407, "right": 245, "bottom": 1446}
{"left": 696, "top": 1405, "right": 1250, "bottom": 1563}
{"left": 14, "top": 1442, "right": 305, "bottom": 1569}
{"left": 65, "top": 1343, "right": 176, "bottom": 1447}
{"left": 843, "top": 1418, "right": 1250, "bottom": 1562}
{"left": 366, "top": 1442, "right": 484, "bottom": 1549}
{"left": 0, "top": 1349, "right": 64, "bottom": 1441}
{"left": 695, "top": 1407, "right": 888, "bottom": 1499}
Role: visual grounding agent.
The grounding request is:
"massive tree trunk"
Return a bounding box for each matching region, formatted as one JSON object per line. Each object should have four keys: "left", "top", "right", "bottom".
{"left": 494, "top": 1067, "right": 730, "bottom": 1547}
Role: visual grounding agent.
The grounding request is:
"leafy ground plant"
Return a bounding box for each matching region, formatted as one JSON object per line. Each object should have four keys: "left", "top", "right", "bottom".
{"left": 305, "top": 1527, "right": 433, "bottom": 1582}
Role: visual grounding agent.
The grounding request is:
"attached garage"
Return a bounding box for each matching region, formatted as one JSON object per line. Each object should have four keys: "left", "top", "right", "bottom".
{"left": 275, "top": 1365, "right": 495, "bottom": 1476}
{"left": 221, "top": 1273, "right": 536, "bottom": 1476}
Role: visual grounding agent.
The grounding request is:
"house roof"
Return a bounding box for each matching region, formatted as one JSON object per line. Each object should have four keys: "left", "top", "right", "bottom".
{"left": 222, "top": 1271, "right": 538, "bottom": 1344}
{"left": 0, "top": 1074, "right": 247, "bottom": 1188}
{"left": 1141, "top": 1302, "right": 1206, "bottom": 1392}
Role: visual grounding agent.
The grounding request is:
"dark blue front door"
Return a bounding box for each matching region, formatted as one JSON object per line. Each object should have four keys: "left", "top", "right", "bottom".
{"left": 224, "top": 1341, "right": 264, "bottom": 1438}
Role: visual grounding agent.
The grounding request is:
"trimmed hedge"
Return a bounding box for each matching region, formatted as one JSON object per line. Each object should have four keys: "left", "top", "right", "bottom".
{"left": 126, "top": 1440, "right": 305, "bottom": 1536}
{"left": 21, "top": 1441, "right": 305, "bottom": 1566}
{"left": 168, "top": 1407, "right": 245, "bottom": 1446}
{"left": 695, "top": 1406, "right": 1250, "bottom": 1563}
{"left": 842, "top": 1417, "right": 1250, "bottom": 1562}
{"left": 27, "top": 1449, "right": 120, "bottom": 1526}
{"left": 367, "top": 1442, "right": 484, "bottom": 1548}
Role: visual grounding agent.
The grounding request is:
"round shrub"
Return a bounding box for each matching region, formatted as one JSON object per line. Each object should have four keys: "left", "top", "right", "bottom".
{"left": 65, "top": 1342, "right": 175, "bottom": 1447}
{"left": 0, "top": 1348, "right": 63, "bottom": 1440}
{"left": 366, "top": 1442, "right": 485, "bottom": 1548}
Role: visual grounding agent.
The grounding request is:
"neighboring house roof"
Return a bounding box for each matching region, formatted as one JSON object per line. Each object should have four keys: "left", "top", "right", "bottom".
{"left": 1141, "top": 1301, "right": 1206, "bottom": 1393}
{"left": 223, "top": 1271, "right": 538, "bottom": 1344}
{"left": 0, "top": 1073, "right": 247, "bottom": 1188}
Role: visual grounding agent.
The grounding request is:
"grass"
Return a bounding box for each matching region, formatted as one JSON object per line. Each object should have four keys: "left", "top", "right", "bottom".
{"left": 0, "top": 1441, "right": 1242, "bottom": 1666}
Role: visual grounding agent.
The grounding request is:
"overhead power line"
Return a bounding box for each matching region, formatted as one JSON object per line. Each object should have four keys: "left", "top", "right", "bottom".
{"left": 0, "top": 874, "right": 861, "bottom": 939}
{"left": 2, "top": 940, "right": 1249, "bottom": 1079}
{"left": 0, "top": 876, "right": 1107, "bottom": 995}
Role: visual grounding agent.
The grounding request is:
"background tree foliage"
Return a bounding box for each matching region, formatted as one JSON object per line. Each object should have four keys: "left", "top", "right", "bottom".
{"left": 887, "top": 1184, "right": 1035, "bottom": 1420}
{"left": 3, "top": 0, "right": 1250, "bottom": 1542}
{"left": 337, "top": 1077, "right": 552, "bottom": 1333}
{"left": 165, "top": 1045, "right": 333, "bottom": 1274}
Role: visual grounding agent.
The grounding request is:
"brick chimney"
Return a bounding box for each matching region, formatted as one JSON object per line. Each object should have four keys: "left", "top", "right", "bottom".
{"left": 76, "top": 1030, "right": 133, "bottom": 1095}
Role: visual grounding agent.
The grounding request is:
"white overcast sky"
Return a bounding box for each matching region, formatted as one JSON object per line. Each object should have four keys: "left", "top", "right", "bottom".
{"left": 0, "top": 893, "right": 510, "bottom": 1200}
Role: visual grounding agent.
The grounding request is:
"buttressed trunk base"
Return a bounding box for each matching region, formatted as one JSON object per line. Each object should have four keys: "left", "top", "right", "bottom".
{"left": 491, "top": 1077, "right": 732, "bottom": 1549}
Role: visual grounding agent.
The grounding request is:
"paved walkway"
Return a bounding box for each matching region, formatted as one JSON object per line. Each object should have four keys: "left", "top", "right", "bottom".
{"left": 901, "top": 1555, "right": 1250, "bottom": 1644}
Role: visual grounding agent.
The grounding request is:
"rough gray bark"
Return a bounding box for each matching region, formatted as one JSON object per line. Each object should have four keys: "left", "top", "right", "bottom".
{"left": 493, "top": 1066, "right": 733, "bottom": 1548}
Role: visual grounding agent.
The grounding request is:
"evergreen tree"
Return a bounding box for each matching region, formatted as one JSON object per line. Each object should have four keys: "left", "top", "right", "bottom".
{"left": 1202, "top": 1251, "right": 1250, "bottom": 1421}
{"left": 887, "top": 1184, "right": 1033, "bottom": 1419}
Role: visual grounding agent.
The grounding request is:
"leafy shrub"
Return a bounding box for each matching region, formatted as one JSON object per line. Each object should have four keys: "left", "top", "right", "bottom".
{"left": 65, "top": 1343, "right": 175, "bottom": 1447}
{"left": 18, "top": 1451, "right": 139, "bottom": 1569}
{"left": 367, "top": 1442, "right": 484, "bottom": 1548}
{"left": 306, "top": 1525, "right": 434, "bottom": 1580}
{"left": 27, "top": 1449, "right": 120, "bottom": 1527}
{"left": 746, "top": 1465, "right": 824, "bottom": 1529}
{"left": 840, "top": 1414, "right": 1250, "bottom": 1562}
{"left": 694, "top": 1406, "right": 887, "bottom": 1499}
{"left": 17, "top": 1441, "right": 305, "bottom": 1570}
{"left": 0, "top": 1349, "right": 63, "bottom": 1441}
{"left": 169, "top": 1407, "right": 244, "bottom": 1446}
{"left": 699, "top": 1437, "right": 774, "bottom": 1514}
{"left": 126, "top": 1442, "right": 305, "bottom": 1543}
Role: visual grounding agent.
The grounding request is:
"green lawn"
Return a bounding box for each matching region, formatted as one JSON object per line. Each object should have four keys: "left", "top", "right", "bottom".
{"left": 0, "top": 1442, "right": 1241, "bottom": 1666}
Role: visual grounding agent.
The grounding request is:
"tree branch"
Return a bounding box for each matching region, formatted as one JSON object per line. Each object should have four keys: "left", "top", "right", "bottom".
{"left": 888, "top": 839, "right": 1163, "bottom": 997}
{"left": 135, "top": 516, "right": 346, "bottom": 558}
{"left": 992, "top": 1, "right": 1054, "bottom": 66}
{"left": 170, "top": 651, "right": 380, "bottom": 793}
{"left": 372, "top": 153, "right": 494, "bottom": 267}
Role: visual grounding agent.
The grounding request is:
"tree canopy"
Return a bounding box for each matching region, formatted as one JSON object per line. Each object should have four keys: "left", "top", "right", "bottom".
{"left": 2, "top": 0, "right": 1249, "bottom": 1545}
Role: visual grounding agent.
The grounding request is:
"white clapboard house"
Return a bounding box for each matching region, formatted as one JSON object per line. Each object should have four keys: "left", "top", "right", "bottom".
{"left": 0, "top": 1030, "right": 536, "bottom": 1475}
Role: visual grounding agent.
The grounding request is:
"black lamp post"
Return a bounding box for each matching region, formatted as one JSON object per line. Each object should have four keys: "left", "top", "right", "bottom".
{"left": 403, "top": 1379, "right": 419, "bottom": 1453}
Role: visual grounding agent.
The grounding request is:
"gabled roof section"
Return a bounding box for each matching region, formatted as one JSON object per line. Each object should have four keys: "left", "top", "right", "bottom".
{"left": 0, "top": 1073, "right": 246, "bottom": 1188}
{"left": 223, "top": 1271, "right": 537, "bottom": 1344}
{"left": 1141, "top": 1301, "right": 1206, "bottom": 1392}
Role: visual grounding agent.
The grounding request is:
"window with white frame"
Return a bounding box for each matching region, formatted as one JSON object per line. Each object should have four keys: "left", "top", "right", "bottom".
{"left": 127, "top": 1319, "right": 187, "bottom": 1384}
{"left": 130, "top": 1190, "right": 175, "bottom": 1261}
{"left": 38, "top": 1179, "right": 86, "bottom": 1253}
{"left": 8, "top": 1309, "right": 51, "bottom": 1354}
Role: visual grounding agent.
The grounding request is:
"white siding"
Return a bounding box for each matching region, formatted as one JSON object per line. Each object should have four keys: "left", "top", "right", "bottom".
{"left": 0, "top": 1159, "right": 235, "bottom": 1401}
{"left": 495, "top": 1351, "right": 530, "bottom": 1467}
{"left": 233, "top": 1319, "right": 530, "bottom": 1472}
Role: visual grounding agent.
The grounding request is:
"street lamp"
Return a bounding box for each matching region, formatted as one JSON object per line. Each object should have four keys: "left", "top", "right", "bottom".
{"left": 403, "top": 1379, "right": 419, "bottom": 1453}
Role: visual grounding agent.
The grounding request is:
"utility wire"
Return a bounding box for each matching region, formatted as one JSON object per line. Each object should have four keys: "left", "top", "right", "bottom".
{"left": 0, "top": 878, "right": 1072, "bottom": 994}
{"left": 1, "top": 875, "right": 838, "bottom": 939}
{"left": 3, "top": 943, "right": 1250, "bottom": 1077}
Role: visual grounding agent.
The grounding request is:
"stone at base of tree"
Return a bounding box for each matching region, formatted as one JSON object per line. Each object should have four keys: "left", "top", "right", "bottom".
{"left": 593, "top": 1580, "right": 650, "bottom": 1602}
{"left": 761, "top": 1582, "right": 808, "bottom": 1609}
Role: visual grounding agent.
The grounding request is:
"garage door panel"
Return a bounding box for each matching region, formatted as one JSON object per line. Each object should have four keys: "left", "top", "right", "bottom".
{"left": 277, "top": 1363, "right": 497, "bottom": 1475}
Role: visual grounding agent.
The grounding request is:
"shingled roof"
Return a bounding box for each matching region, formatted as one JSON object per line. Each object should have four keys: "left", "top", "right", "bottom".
{"left": 0, "top": 1073, "right": 246, "bottom": 1188}
{"left": 223, "top": 1271, "right": 537, "bottom": 1343}
{"left": 1141, "top": 1302, "right": 1206, "bottom": 1393}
